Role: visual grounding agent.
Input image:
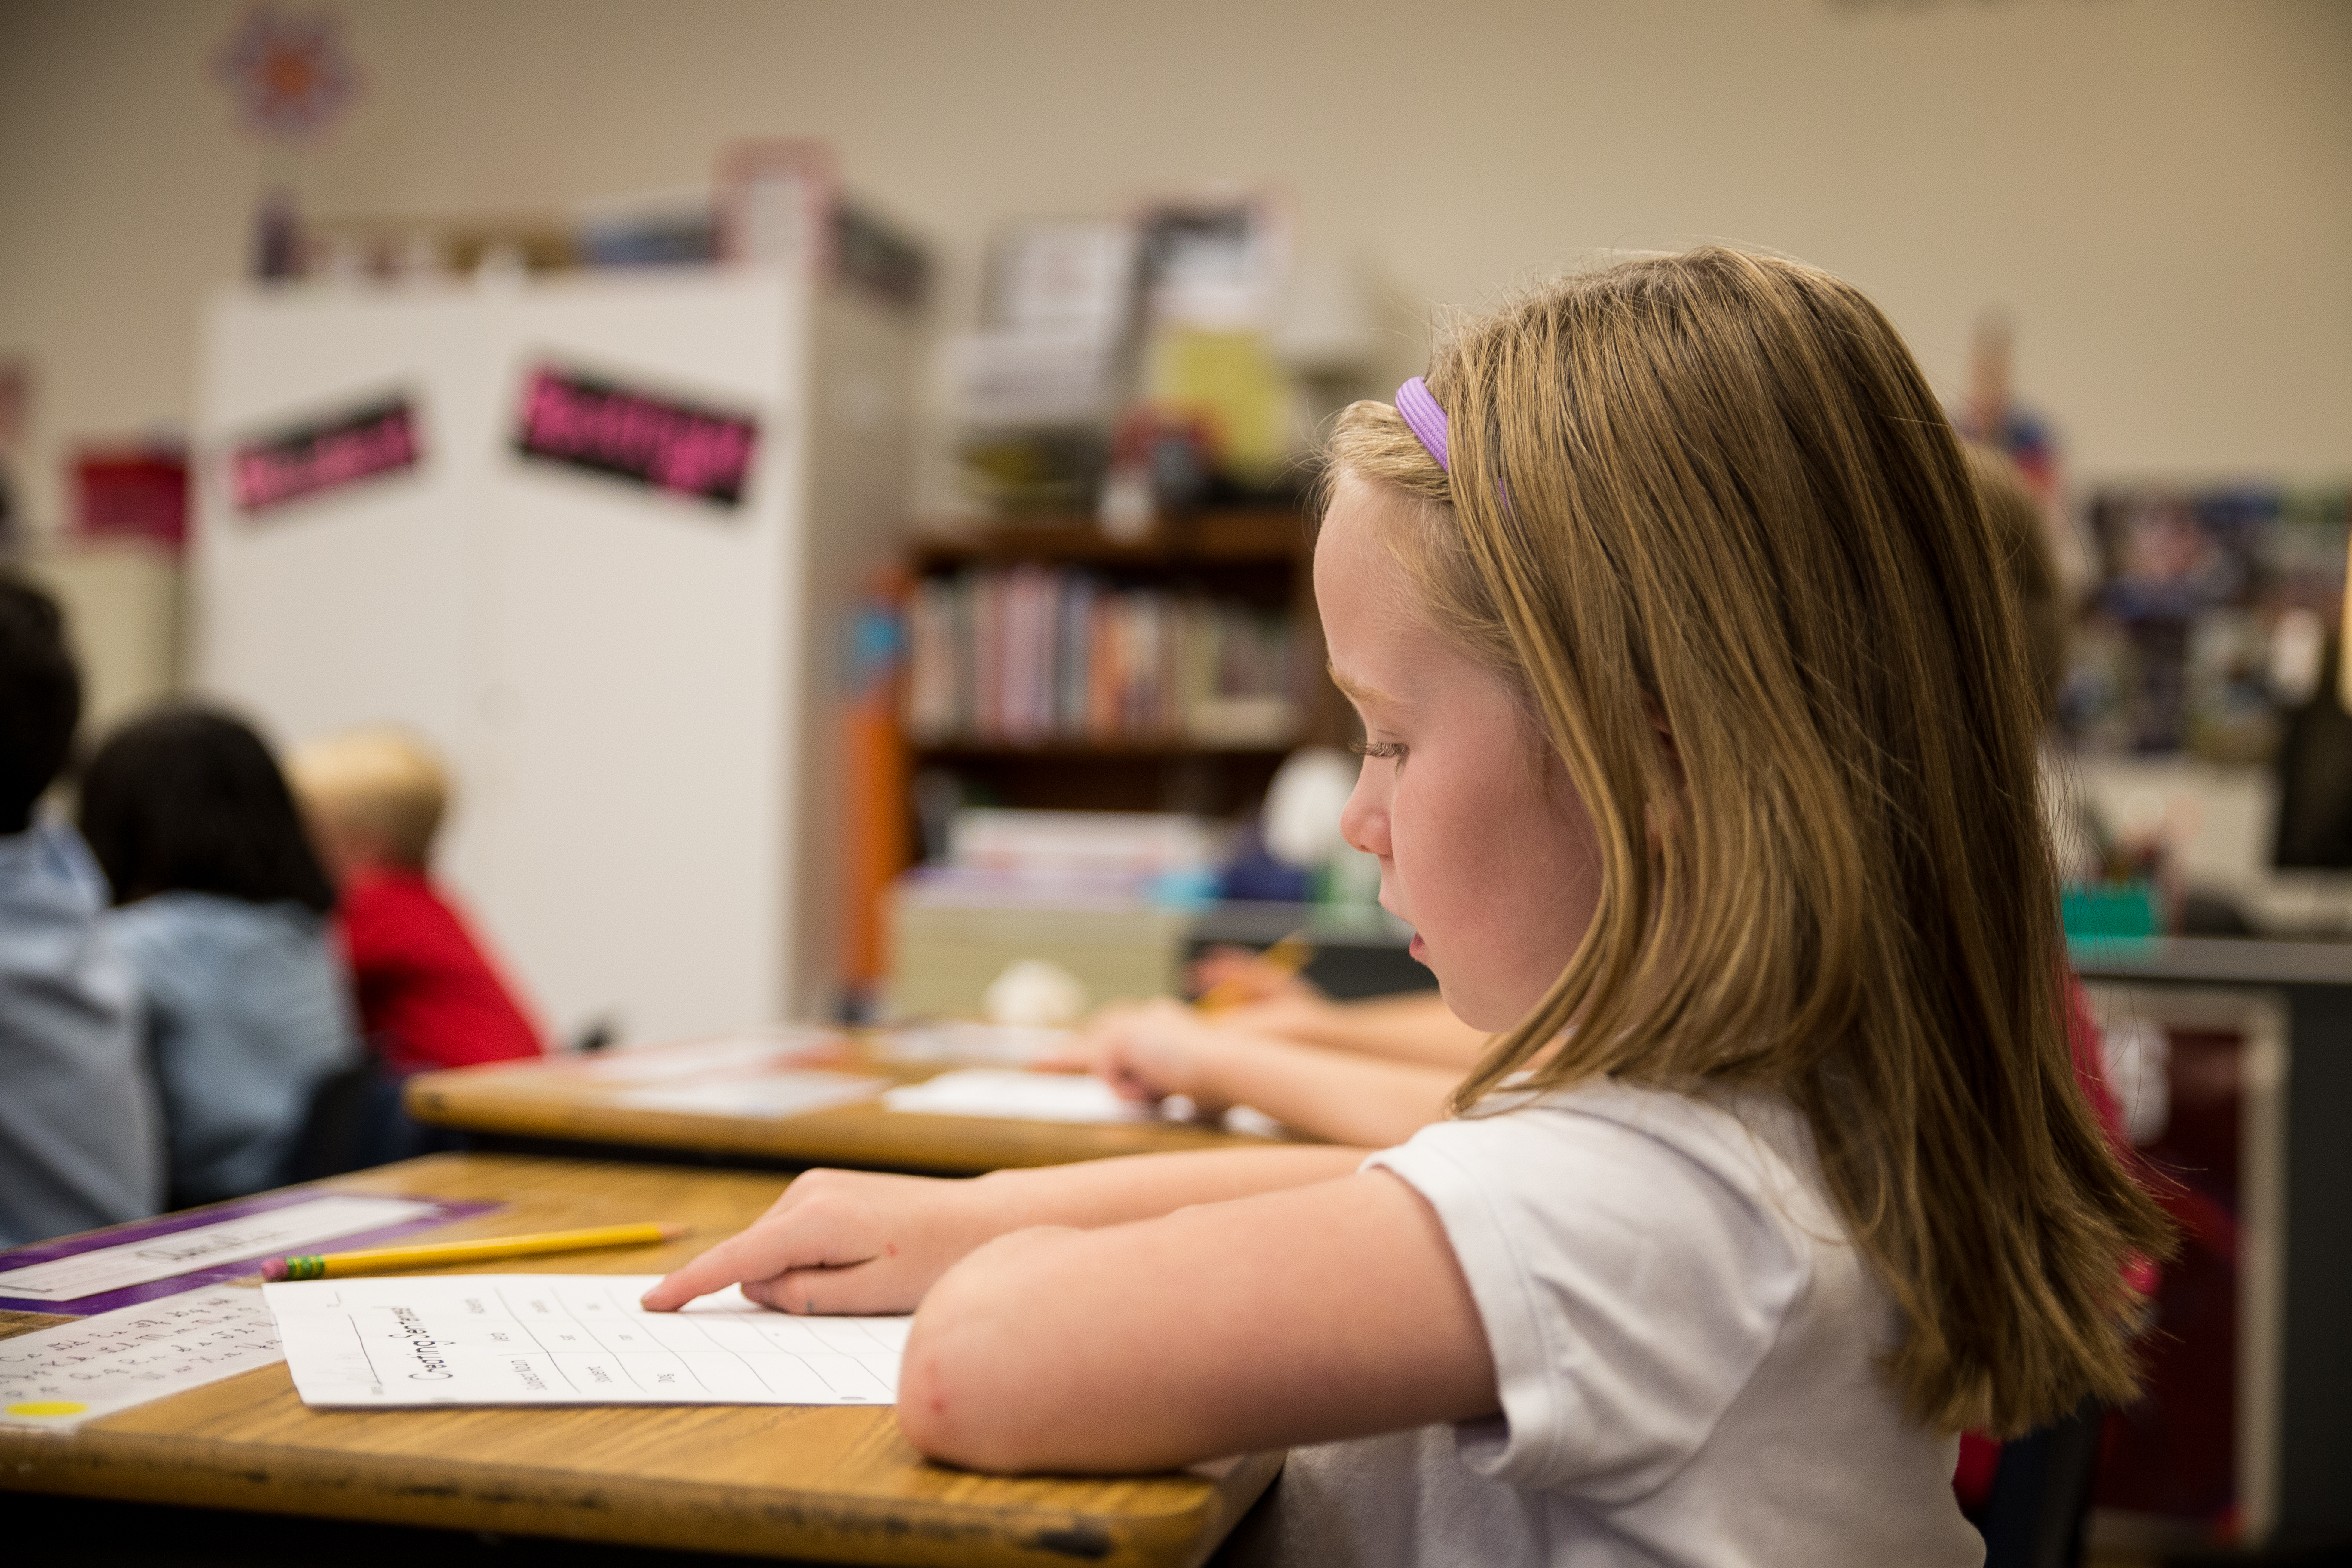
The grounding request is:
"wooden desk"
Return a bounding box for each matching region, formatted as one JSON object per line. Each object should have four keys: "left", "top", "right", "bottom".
{"left": 406, "top": 1035, "right": 1287, "bottom": 1174}
{"left": 0, "top": 1154, "right": 1280, "bottom": 1567}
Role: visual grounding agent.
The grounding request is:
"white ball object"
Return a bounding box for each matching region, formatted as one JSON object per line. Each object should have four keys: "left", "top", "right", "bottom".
{"left": 1262, "top": 746, "right": 1360, "bottom": 867}
{"left": 983, "top": 959, "right": 1090, "bottom": 1029}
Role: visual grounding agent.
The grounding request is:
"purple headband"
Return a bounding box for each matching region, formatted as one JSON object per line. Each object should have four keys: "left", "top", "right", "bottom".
{"left": 1395, "top": 377, "right": 1449, "bottom": 472}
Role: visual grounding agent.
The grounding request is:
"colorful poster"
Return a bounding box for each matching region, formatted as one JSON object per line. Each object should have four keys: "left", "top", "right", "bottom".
{"left": 233, "top": 396, "right": 421, "bottom": 513}
{"left": 513, "top": 366, "right": 760, "bottom": 507}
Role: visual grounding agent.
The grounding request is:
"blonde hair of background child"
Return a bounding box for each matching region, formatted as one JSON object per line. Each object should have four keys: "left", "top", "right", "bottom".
{"left": 1967, "top": 441, "right": 2065, "bottom": 723}
{"left": 285, "top": 726, "right": 448, "bottom": 870}
{"left": 1325, "top": 247, "right": 2170, "bottom": 1440}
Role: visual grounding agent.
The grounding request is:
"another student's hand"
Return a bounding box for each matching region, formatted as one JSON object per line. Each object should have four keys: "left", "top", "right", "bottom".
{"left": 639, "top": 1169, "right": 1010, "bottom": 1317}
{"left": 1032, "top": 997, "right": 1176, "bottom": 1075}
{"left": 1085, "top": 998, "right": 1238, "bottom": 1113}
{"left": 1029, "top": 1017, "right": 1110, "bottom": 1074}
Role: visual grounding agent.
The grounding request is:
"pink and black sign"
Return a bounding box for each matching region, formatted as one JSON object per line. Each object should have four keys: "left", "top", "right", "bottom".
{"left": 514, "top": 366, "right": 760, "bottom": 507}
{"left": 233, "top": 397, "right": 421, "bottom": 514}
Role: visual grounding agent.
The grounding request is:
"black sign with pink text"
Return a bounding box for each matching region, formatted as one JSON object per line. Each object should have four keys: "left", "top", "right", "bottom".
{"left": 513, "top": 365, "right": 760, "bottom": 507}
{"left": 233, "top": 397, "right": 421, "bottom": 514}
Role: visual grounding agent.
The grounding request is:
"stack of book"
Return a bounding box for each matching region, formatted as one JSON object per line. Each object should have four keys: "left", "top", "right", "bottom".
{"left": 902, "top": 566, "right": 1297, "bottom": 747}
{"left": 903, "top": 808, "right": 1230, "bottom": 907}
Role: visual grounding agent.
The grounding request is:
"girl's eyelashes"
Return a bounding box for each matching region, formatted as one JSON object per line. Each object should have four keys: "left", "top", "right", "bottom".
{"left": 1350, "top": 739, "right": 1407, "bottom": 763}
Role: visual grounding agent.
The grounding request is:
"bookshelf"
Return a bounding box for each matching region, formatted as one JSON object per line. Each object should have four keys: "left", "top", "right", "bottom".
{"left": 900, "top": 508, "right": 1348, "bottom": 818}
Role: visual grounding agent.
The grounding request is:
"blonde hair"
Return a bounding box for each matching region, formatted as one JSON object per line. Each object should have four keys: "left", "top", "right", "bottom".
{"left": 1328, "top": 248, "right": 2169, "bottom": 1439}
{"left": 286, "top": 726, "right": 449, "bottom": 869}
{"left": 1966, "top": 442, "right": 2065, "bottom": 723}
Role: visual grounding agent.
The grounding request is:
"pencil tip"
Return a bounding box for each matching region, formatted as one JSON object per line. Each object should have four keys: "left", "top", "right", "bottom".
{"left": 659, "top": 1223, "right": 694, "bottom": 1240}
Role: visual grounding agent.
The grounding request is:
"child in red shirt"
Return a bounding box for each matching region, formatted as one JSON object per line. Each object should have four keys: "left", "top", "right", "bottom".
{"left": 288, "top": 729, "right": 543, "bottom": 1074}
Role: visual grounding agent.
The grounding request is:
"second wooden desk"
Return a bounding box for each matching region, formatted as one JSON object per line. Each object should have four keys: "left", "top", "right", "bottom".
{"left": 407, "top": 1032, "right": 1290, "bottom": 1173}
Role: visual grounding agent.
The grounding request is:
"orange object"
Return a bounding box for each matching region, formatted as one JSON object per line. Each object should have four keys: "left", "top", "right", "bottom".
{"left": 843, "top": 571, "right": 913, "bottom": 1009}
{"left": 1194, "top": 932, "right": 1311, "bottom": 1014}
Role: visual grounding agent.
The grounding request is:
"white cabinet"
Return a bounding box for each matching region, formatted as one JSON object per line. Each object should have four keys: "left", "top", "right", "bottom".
{"left": 195, "top": 268, "right": 913, "bottom": 1044}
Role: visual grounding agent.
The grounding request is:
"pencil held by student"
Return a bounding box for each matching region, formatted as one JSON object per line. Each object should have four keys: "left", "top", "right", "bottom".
{"left": 645, "top": 249, "right": 2170, "bottom": 1564}
{"left": 286, "top": 727, "right": 544, "bottom": 1074}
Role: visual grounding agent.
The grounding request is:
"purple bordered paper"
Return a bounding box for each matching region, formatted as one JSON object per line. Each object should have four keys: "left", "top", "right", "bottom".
{"left": 0, "top": 1191, "right": 502, "bottom": 1315}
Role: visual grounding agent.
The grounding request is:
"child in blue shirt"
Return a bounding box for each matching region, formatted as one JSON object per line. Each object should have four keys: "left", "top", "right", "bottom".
{"left": 0, "top": 574, "right": 160, "bottom": 1246}
{"left": 79, "top": 707, "right": 361, "bottom": 1206}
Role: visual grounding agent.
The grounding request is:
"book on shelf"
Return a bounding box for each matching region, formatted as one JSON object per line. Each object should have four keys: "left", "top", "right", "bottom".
{"left": 904, "top": 564, "right": 1297, "bottom": 748}
{"left": 903, "top": 808, "right": 1230, "bottom": 908}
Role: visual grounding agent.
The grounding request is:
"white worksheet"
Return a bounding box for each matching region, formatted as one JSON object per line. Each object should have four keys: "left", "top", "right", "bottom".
{"left": 868, "top": 1021, "right": 1070, "bottom": 1065}
{"left": 883, "top": 1068, "right": 1158, "bottom": 1123}
{"left": 263, "top": 1274, "right": 907, "bottom": 1409}
{"left": 609, "top": 1070, "right": 884, "bottom": 1119}
{"left": 0, "top": 1195, "right": 442, "bottom": 1302}
{"left": 883, "top": 1069, "right": 1285, "bottom": 1139}
{"left": 575, "top": 1030, "right": 847, "bottom": 1081}
{"left": 0, "top": 1287, "right": 284, "bottom": 1432}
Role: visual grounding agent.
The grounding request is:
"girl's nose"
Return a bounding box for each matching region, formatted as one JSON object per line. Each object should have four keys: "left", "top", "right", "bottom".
{"left": 1339, "top": 767, "right": 1389, "bottom": 860}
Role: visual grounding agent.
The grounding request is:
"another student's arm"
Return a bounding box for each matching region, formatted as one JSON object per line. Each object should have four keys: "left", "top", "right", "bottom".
{"left": 1224, "top": 990, "right": 1491, "bottom": 1069}
{"left": 1187, "top": 949, "right": 1488, "bottom": 1069}
{"left": 639, "top": 1143, "right": 1366, "bottom": 1315}
{"left": 899, "top": 1168, "right": 1498, "bottom": 1472}
{"left": 1087, "top": 998, "right": 1458, "bottom": 1146}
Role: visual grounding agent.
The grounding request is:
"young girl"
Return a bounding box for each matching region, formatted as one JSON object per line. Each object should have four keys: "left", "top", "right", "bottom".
{"left": 79, "top": 707, "right": 360, "bottom": 1206}
{"left": 647, "top": 249, "right": 2168, "bottom": 1562}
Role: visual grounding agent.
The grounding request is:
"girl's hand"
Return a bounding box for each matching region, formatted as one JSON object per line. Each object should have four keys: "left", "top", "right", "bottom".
{"left": 1031, "top": 997, "right": 1190, "bottom": 1076}
{"left": 639, "top": 1169, "right": 1009, "bottom": 1316}
{"left": 1086, "top": 998, "right": 1237, "bottom": 1112}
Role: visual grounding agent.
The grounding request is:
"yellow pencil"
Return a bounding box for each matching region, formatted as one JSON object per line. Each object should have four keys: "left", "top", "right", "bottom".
{"left": 261, "top": 1222, "right": 692, "bottom": 1281}
{"left": 1195, "top": 931, "right": 1313, "bottom": 1013}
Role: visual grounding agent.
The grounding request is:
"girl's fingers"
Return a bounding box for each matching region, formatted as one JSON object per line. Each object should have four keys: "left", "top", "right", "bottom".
{"left": 640, "top": 1198, "right": 869, "bottom": 1310}
{"left": 745, "top": 1261, "right": 922, "bottom": 1317}
{"left": 641, "top": 1234, "right": 769, "bottom": 1310}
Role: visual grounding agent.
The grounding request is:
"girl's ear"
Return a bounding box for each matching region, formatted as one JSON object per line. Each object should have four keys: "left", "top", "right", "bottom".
{"left": 1643, "top": 700, "right": 1686, "bottom": 851}
{"left": 1645, "top": 699, "right": 1684, "bottom": 782}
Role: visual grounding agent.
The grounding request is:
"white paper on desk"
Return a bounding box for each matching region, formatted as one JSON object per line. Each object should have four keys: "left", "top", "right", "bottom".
{"left": 609, "top": 1070, "right": 885, "bottom": 1120}
{"left": 867, "top": 1021, "right": 1071, "bottom": 1066}
{"left": 575, "top": 1030, "right": 847, "bottom": 1082}
{"left": 263, "top": 1275, "right": 907, "bottom": 1409}
{"left": 884, "top": 1069, "right": 1286, "bottom": 1138}
{"left": 0, "top": 1287, "right": 284, "bottom": 1432}
{"left": 882, "top": 1069, "right": 1167, "bottom": 1124}
{"left": 0, "top": 1195, "right": 441, "bottom": 1301}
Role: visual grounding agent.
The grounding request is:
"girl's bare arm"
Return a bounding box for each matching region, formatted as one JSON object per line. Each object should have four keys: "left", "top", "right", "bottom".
{"left": 639, "top": 1144, "right": 1369, "bottom": 1315}
{"left": 899, "top": 1168, "right": 1498, "bottom": 1472}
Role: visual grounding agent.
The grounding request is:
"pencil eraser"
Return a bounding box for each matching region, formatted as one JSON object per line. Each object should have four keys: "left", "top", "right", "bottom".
{"left": 260, "top": 1258, "right": 288, "bottom": 1282}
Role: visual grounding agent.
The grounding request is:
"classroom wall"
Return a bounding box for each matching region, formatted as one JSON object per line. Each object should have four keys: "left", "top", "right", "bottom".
{"left": 2, "top": 0, "right": 2348, "bottom": 542}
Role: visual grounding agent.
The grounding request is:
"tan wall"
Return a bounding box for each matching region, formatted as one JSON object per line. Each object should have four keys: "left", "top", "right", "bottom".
{"left": 2, "top": 0, "right": 2347, "bottom": 537}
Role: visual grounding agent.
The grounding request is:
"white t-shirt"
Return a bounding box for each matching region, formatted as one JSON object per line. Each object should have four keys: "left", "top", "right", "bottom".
{"left": 1217, "top": 1081, "right": 1983, "bottom": 1568}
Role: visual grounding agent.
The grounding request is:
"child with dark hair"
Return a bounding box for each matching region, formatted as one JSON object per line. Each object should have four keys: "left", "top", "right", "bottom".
{"left": 0, "top": 573, "right": 162, "bottom": 1246}
{"left": 79, "top": 707, "right": 360, "bottom": 1206}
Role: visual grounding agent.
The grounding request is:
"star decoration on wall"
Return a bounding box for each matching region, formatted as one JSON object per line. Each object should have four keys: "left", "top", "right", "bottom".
{"left": 213, "top": 5, "right": 358, "bottom": 142}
